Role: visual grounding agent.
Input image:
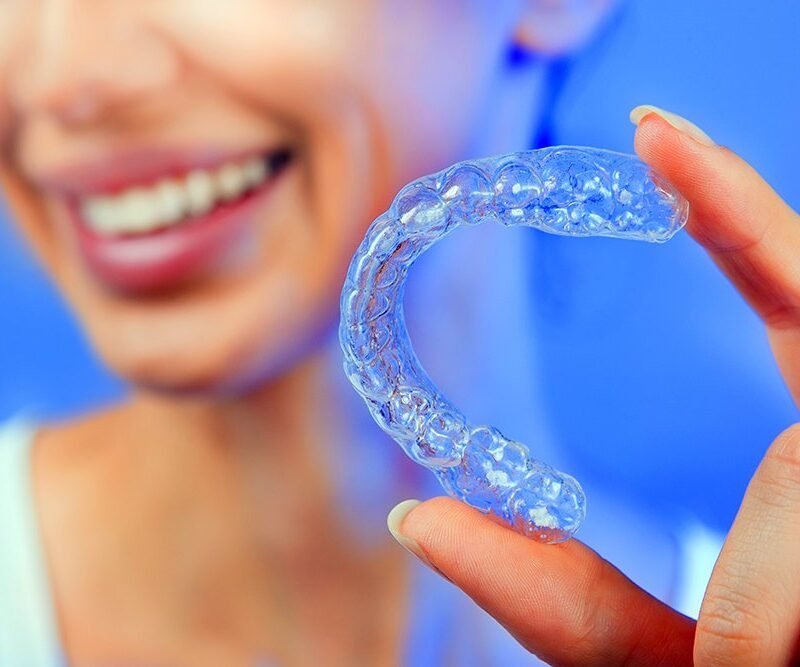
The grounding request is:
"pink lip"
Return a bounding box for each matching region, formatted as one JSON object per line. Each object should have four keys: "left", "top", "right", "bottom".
{"left": 43, "top": 146, "right": 292, "bottom": 293}
{"left": 38, "top": 146, "right": 269, "bottom": 196}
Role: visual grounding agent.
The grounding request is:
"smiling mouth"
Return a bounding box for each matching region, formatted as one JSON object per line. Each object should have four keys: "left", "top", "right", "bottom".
{"left": 76, "top": 149, "right": 292, "bottom": 237}
{"left": 47, "top": 146, "right": 294, "bottom": 293}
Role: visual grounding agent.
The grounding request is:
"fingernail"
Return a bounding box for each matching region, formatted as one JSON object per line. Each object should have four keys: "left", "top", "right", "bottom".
{"left": 387, "top": 499, "right": 435, "bottom": 569}
{"left": 630, "top": 104, "right": 715, "bottom": 146}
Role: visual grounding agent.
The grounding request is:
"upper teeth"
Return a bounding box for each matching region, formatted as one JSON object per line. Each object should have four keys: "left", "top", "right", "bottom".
{"left": 80, "top": 156, "right": 271, "bottom": 235}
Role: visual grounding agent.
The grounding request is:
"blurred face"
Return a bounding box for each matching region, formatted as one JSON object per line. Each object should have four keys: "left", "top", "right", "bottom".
{"left": 0, "top": 1, "right": 527, "bottom": 392}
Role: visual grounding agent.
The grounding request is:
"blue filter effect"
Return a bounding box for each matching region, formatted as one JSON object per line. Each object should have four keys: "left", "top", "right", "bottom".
{"left": 340, "top": 147, "right": 688, "bottom": 542}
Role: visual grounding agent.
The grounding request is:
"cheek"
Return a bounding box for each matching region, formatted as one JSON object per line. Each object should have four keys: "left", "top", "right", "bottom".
{"left": 0, "top": 166, "right": 54, "bottom": 274}
{"left": 0, "top": 78, "right": 9, "bottom": 147}
{"left": 0, "top": 32, "right": 16, "bottom": 156}
{"left": 152, "top": 0, "right": 500, "bottom": 199}
{"left": 154, "top": 1, "right": 362, "bottom": 114}
{"left": 153, "top": 1, "right": 389, "bottom": 237}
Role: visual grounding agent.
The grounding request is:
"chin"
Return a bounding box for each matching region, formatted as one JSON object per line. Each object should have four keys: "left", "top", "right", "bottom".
{"left": 94, "top": 307, "right": 335, "bottom": 399}
{"left": 96, "top": 344, "right": 245, "bottom": 398}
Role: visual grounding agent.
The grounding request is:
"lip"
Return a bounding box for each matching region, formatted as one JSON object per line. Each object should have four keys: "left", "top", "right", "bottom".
{"left": 43, "top": 146, "right": 293, "bottom": 293}
{"left": 36, "top": 146, "right": 274, "bottom": 197}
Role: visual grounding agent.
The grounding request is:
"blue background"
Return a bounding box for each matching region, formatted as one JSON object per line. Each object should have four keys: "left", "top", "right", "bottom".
{"left": 533, "top": 0, "right": 800, "bottom": 532}
{"left": 1, "top": 0, "right": 798, "bottom": 534}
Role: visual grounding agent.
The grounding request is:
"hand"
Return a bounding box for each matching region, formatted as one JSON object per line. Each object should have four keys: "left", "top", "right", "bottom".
{"left": 387, "top": 108, "right": 800, "bottom": 666}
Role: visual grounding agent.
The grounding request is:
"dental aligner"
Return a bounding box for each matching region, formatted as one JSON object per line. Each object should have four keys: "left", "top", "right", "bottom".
{"left": 339, "top": 147, "right": 688, "bottom": 543}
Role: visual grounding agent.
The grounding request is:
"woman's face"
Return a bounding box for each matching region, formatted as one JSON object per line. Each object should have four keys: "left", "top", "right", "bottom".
{"left": 0, "top": 1, "right": 525, "bottom": 392}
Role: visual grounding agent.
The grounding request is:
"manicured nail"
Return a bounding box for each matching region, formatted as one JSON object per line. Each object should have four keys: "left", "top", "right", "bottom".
{"left": 387, "top": 499, "right": 435, "bottom": 569}
{"left": 630, "top": 104, "right": 715, "bottom": 146}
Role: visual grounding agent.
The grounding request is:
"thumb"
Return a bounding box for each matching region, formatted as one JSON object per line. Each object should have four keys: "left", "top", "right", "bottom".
{"left": 388, "top": 497, "right": 695, "bottom": 667}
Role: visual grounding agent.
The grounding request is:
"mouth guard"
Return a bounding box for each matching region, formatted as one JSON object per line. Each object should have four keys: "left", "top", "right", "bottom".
{"left": 339, "top": 147, "right": 688, "bottom": 543}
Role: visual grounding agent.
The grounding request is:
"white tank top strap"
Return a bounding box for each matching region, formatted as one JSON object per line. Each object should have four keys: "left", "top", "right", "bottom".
{"left": 0, "top": 418, "right": 65, "bottom": 667}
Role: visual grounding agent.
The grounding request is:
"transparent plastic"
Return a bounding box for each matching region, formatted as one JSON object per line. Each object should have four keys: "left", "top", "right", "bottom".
{"left": 339, "top": 147, "right": 688, "bottom": 543}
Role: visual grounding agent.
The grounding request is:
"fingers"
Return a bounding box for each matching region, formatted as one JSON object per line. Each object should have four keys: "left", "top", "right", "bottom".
{"left": 633, "top": 109, "right": 800, "bottom": 331}
{"left": 388, "top": 497, "right": 695, "bottom": 667}
{"left": 694, "top": 424, "right": 800, "bottom": 666}
{"left": 634, "top": 114, "right": 800, "bottom": 664}
{"left": 633, "top": 108, "right": 800, "bottom": 401}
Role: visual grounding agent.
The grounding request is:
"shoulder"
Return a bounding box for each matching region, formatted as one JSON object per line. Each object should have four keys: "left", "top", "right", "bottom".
{"left": 31, "top": 402, "right": 133, "bottom": 536}
{"left": 0, "top": 404, "right": 131, "bottom": 547}
{"left": 30, "top": 402, "right": 138, "bottom": 500}
{"left": 36, "top": 403, "right": 130, "bottom": 463}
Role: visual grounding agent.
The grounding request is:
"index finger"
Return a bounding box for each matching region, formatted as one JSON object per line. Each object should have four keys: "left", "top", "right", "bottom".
{"left": 633, "top": 107, "right": 800, "bottom": 330}
{"left": 389, "top": 497, "right": 695, "bottom": 666}
{"left": 633, "top": 107, "right": 800, "bottom": 401}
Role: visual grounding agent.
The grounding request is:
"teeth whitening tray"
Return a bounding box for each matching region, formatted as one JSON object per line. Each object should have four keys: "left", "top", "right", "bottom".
{"left": 340, "top": 147, "right": 687, "bottom": 543}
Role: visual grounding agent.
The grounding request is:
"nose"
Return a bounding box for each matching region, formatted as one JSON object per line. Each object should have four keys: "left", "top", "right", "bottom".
{"left": 8, "top": 1, "right": 179, "bottom": 127}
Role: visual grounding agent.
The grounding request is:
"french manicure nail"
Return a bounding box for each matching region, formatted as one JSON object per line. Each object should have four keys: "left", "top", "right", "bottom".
{"left": 387, "top": 499, "right": 436, "bottom": 570}
{"left": 630, "top": 104, "right": 715, "bottom": 146}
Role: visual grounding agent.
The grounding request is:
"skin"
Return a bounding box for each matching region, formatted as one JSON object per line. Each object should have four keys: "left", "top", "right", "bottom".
{"left": 397, "top": 115, "right": 800, "bottom": 666}
{"left": 0, "top": 1, "right": 618, "bottom": 665}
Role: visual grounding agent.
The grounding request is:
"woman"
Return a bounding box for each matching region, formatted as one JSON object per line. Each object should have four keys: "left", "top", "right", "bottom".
{"left": 0, "top": 1, "right": 796, "bottom": 664}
